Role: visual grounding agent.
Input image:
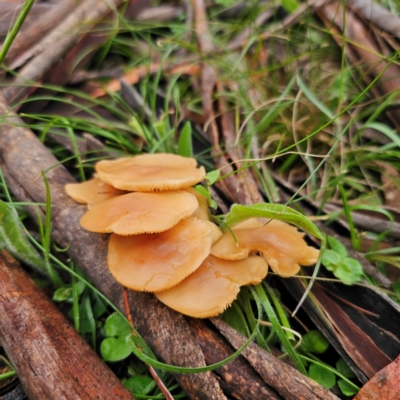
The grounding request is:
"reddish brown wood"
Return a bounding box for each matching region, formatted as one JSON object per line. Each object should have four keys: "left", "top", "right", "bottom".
{"left": 354, "top": 355, "right": 400, "bottom": 400}
{"left": 0, "top": 250, "right": 134, "bottom": 400}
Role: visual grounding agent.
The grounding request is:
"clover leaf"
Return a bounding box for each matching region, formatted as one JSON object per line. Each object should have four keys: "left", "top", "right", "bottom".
{"left": 322, "top": 236, "right": 363, "bottom": 285}
{"left": 100, "top": 312, "right": 132, "bottom": 362}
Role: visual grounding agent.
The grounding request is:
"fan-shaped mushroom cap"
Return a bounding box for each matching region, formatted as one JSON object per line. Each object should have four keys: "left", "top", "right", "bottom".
{"left": 211, "top": 219, "right": 319, "bottom": 277}
{"left": 95, "top": 154, "right": 206, "bottom": 191}
{"left": 65, "top": 178, "right": 125, "bottom": 209}
{"left": 155, "top": 255, "right": 269, "bottom": 318}
{"left": 80, "top": 190, "right": 198, "bottom": 235}
{"left": 107, "top": 217, "right": 212, "bottom": 292}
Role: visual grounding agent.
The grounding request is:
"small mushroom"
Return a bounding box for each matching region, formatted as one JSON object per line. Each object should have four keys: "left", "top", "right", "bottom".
{"left": 211, "top": 219, "right": 319, "bottom": 277}
{"left": 95, "top": 153, "right": 206, "bottom": 191}
{"left": 107, "top": 217, "right": 212, "bottom": 292}
{"left": 80, "top": 190, "right": 198, "bottom": 235}
{"left": 65, "top": 178, "right": 125, "bottom": 209}
{"left": 155, "top": 255, "right": 269, "bottom": 318}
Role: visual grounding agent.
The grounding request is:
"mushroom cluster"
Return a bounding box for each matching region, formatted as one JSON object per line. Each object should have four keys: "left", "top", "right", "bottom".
{"left": 66, "top": 153, "right": 319, "bottom": 318}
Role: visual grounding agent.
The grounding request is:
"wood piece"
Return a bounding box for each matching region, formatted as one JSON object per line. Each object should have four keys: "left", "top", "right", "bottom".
{"left": 0, "top": 250, "right": 134, "bottom": 400}
{"left": 188, "top": 319, "right": 282, "bottom": 400}
{"left": 211, "top": 318, "right": 341, "bottom": 400}
{"left": 0, "top": 92, "right": 227, "bottom": 400}
{"left": 3, "top": 0, "right": 124, "bottom": 103}
{"left": 354, "top": 354, "right": 400, "bottom": 400}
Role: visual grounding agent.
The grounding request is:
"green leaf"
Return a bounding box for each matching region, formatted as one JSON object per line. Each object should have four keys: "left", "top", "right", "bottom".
{"left": 177, "top": 121, "right": 192, "bottom": 158}
{"left": 123, "top": 376, "right": 155, "bottom": 395}
{"left": 334, "top": 258, "right": 363, "bottom": 285}
{"left": 0, "top": 201, "right": 48, "bottom": 274}
{"left": 79, "top": 296, "right": 96, "bottom": 334}
{"left": 321, "top": 249, "right": 342, "bottom": 269}
{"left": 205, "top": 170, "right": 220, "bottom": 185}
{"left": 101, "top": 336, "right": 132, "bottom": 362}
{"left": 104, "top": 312, "right": 131, "bottom": 337}
{"left": 224, "top": 203, "right": 324, "bottom": 240}
{"left": 336, "top": 358, "right": 356, "bottom": 379}
{"left": 308, "top": 364, "right": 336, "bottom": 389}
{"left": 195, "top": 185, "right": 217, "bottom": 209}
{"left": 281, "top": 0, "right": 300, "bottom": 13}
{"left": 53, "top": 286, "right": 73, "bottom": 302}
{"left": 100, "top": 312, "right": 133, "bottom": 362}
{"left": 301, "top": 330, "right": 330, "bottom": 354}
{"left": 221, "top": 304, "right": 249, "bottom": 337}
{"left": 327, "top": 236, "right": 348, "bottom": 258}
{"left": 338, "top": 379, "right": 358, "bottom": 396}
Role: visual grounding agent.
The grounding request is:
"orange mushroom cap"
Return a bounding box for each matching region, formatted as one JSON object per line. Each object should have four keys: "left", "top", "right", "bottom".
{"left": 95, "top": 154, "right": 206, "bottom": 191}
{"left": 211, "top": 219, "right": 319, "bottom": 277}
{"left": 80, "top": 190, "right": 198, "bottom": 235}
{"left": 107, "top": 217, "right": 212, "bottom": 292}
{"left": 155, "top": 255, "right": 268, "bottom": 318}
{"left": 65, "top": 178, "right": 125, "bottom": 209}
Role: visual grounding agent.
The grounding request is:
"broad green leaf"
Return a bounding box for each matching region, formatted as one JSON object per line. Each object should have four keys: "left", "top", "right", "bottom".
{"left": 301, "top": 330, "right": 330, "bottom": 354}
{"left": 101, "top": 336, "right": 132, "bottom": 362}
{"left": 205, "top": 170, "right": 220, "bottom": 185}
{"left": 104, "top": 312, "right": 131, "bottom": 337}
{"left": 321, "top": 249, "right": 341, "bottom": 269}
{"left": 336, "top": 358, "right": 356, "bottom": 379}
{"left": 334, "top": 258, "right": 363, "bottom": 285}
{"left": 308, "top": 364, "right": 336, "bottom": 389}
{"left": 338, "top": 379, "right": 358, "bottom": 396}
{"left": 0, "top": 201, "right": 48, "bottom": 273}
{"left": 224, "top": 203, "right": 324, "bottom": 240}
{"left": 100, "top": 312, "right": 132, "bottom": 362}
{"left": 327, "top": 236, "right": 348, "bottom": 258}
{"left": 177, "top": 121, "right": 193, "bottom": 158}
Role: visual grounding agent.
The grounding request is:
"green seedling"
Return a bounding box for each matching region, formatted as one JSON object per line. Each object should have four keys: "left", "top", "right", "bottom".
{"left": 322, "top": 236, "right": 363, "bottom": 285}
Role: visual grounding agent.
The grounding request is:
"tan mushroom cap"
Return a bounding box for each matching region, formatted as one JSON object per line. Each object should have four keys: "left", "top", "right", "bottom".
{"left": 211, "top": 219, "right": 319, "bottom": 277}
{"left": 65, "top": 178, "right": 125, "bottom": 209}
{"left": 107, "top": 217, "right": 212, "bottom": 292}
{"left": 155, "top": 255, "right": 269, "bottom": 318}
{"left": 95, "top": 154, "right": 206, "bottom": 191}
{"left": 80, "top": 190, "right": 198, "bottom": 235}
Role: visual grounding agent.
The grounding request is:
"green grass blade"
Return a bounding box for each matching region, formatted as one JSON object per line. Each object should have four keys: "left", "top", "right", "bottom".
{"left": 0, "top": 0, "right": 35, "bottom": 64}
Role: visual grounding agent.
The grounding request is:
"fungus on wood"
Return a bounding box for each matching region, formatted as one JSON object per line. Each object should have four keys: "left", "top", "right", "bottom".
{"left": 65, "top": 153, "right": 320, "bottom": 319}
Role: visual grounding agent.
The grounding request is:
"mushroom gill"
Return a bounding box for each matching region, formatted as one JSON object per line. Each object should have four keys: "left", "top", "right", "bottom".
{"left": 107, "top": 217, "right": 212, "bottom": 292}
{"left": 211, "top": 219, "right": 319, "bottom": 277}
{"left": 65, "top": 178, "right": 125, "bottom": 209}
{"left": 80, "top": 190, "right": 198, "bottom": 235}
{"left": 95, "top": 153, "right": 206, "bottom": 192}
{"left": 155, "top": 255, "right": 269, "bottom": 318}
